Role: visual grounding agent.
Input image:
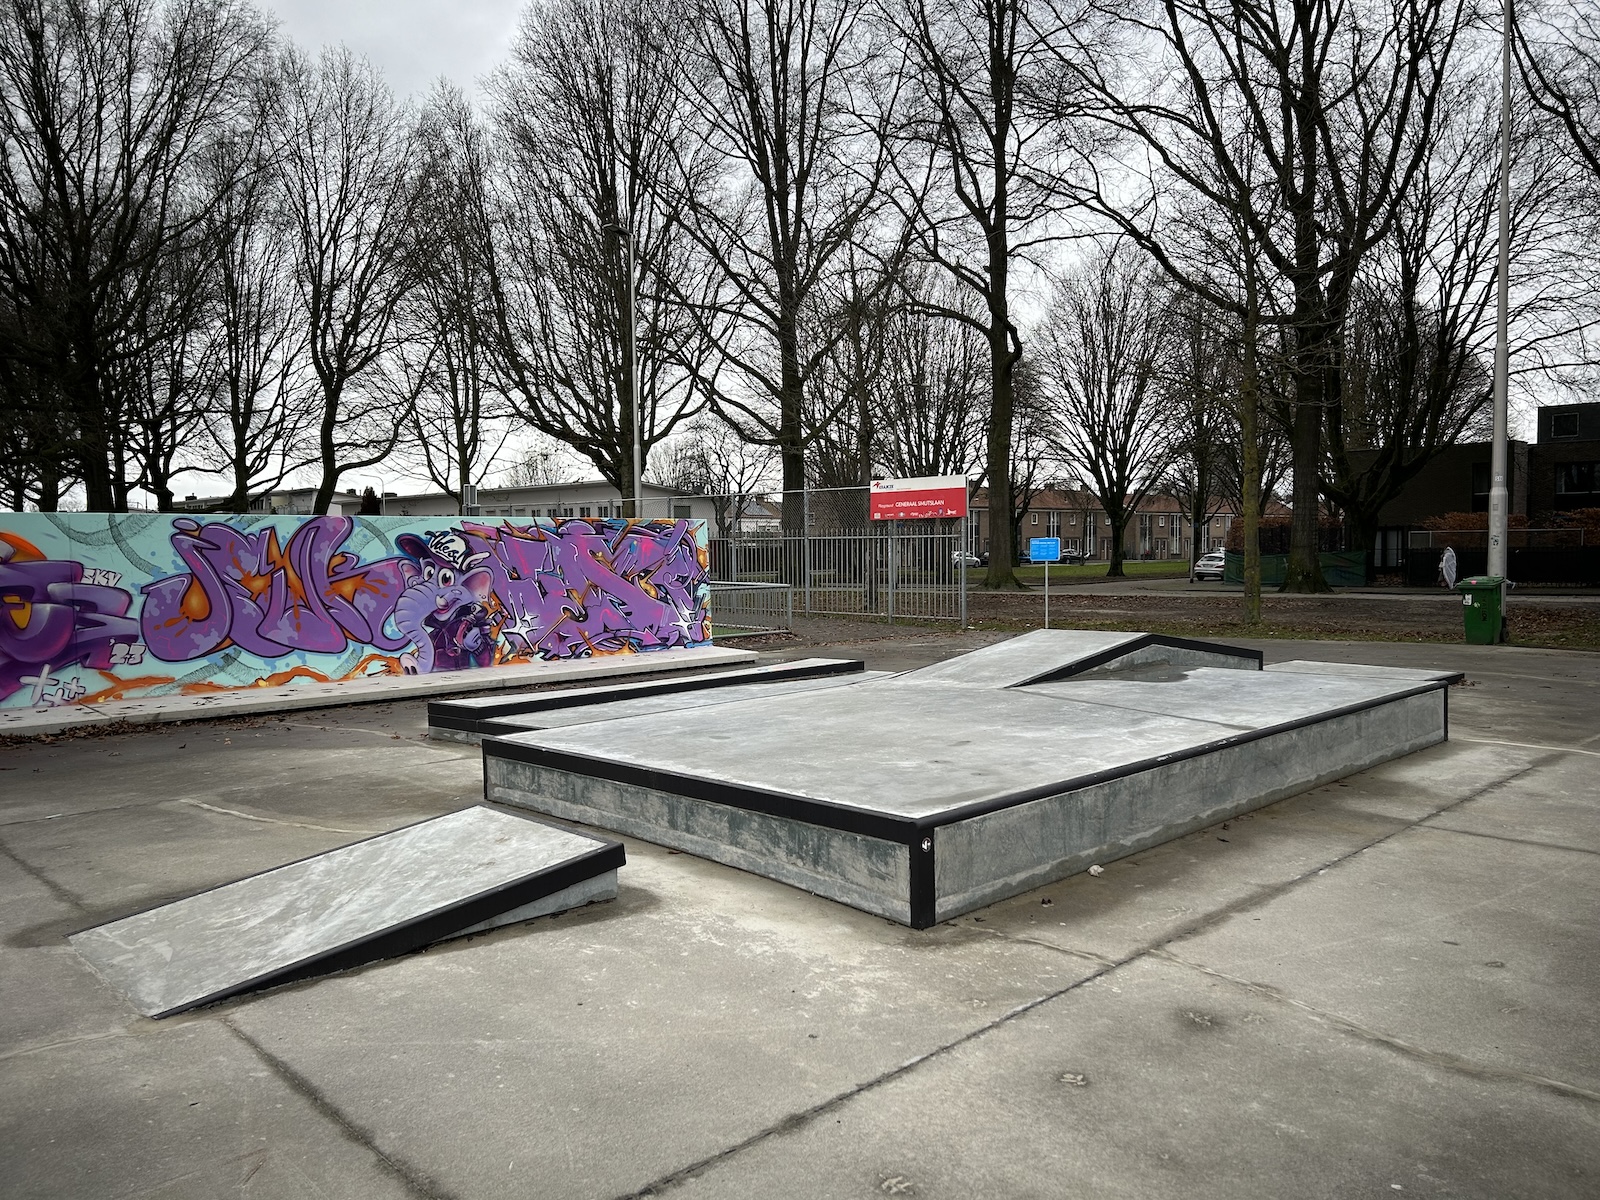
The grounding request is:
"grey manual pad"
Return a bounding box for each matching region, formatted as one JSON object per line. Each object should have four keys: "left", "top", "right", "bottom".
{"left": 494, "top": 668, "right": 1434, "bottom": 821}
{"left": 490, "top": 671, "right": 890, "bottom": 731}
{"left": 69, "top": 807, "right": 622, "bottom": 1018}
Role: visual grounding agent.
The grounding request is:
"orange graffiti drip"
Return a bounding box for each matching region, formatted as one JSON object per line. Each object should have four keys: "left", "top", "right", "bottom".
{"left": 81, "top": 673, "right": 180, "bottom": 704}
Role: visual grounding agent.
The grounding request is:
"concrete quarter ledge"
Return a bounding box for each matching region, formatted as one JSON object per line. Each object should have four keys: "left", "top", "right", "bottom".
{"left": 68, "top": 806, "right": 624, "bottom": 1018}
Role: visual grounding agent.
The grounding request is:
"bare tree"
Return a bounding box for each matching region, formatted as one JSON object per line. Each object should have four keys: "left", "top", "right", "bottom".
{"left": 1040, "top": 244, "right": 1178, "bottom": 577}
{"left": 0, "top": 0, "right": 272, "bottom": 509}
{"left": 1517, "top": 1, "right": 1600, "bottom": 189}
{"left": 675, "top": 0, "right": 895, "bottom": 528}
{"left": 655, "top": 418, "right": 778, "bottom": 538}
{"left": 396, "top": 86, "right": 514, "bottom": 512}
{"left": 194, "top": 120, "right": 313, "bottom": 512}
{"left": 1321, "top": 70, "right": 1575, "bottom": 555}
{"left": 485, "top": 0, "right": 720, "bottom": 513}
{"left": 1058, "top": 0, "right": 1468, "bottom": 591}
{"left": 882, "top": 0, "right": 1096, "bottom": 586}
{"left": 1160, "top": 293, "right": 1238, "bottom": 565}
{"left": 271, "top": 45, "right": 423, "bottom": 515}
{"left": 499, "top": 431, "right": 580, "bottom": 488}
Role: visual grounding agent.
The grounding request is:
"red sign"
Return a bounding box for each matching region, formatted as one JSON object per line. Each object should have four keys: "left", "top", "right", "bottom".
{"left": 869, "top": 475, "right": 969, "bottom": 521}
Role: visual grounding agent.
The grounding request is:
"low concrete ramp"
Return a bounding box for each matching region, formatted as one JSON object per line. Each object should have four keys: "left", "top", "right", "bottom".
{"left": 903, "top": 629, "right": 1261, "bottom": 689}
{"left": 69, "top": 807, "right": 623, "bottom": 1018}
{"left": 429, "top": 657, "right": 864, "bottom": 741}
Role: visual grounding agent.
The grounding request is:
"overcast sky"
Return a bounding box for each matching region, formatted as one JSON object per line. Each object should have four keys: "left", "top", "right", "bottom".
{"left": 268, "top": 0, "right": 524, "bottom": 99}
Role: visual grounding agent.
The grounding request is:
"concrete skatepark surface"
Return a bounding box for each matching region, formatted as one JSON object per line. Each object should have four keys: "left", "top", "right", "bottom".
{"left": 1, "top": 633, "right": 1597, "bottom": 1198}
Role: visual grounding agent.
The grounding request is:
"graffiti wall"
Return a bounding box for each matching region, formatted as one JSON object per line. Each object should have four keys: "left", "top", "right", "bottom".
{"left": 0, "top": 513, "right": 711, "bottom": 710}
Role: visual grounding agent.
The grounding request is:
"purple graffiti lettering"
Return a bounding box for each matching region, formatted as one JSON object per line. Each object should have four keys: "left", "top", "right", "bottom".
{"left": 465, "top": 520, "right": 709, "bottom": 659}
{"left": 0, "top": 548, "right": 140, "bottom": 703}
{"left": 139, "top": 517, "right": 411, "bottom": 662}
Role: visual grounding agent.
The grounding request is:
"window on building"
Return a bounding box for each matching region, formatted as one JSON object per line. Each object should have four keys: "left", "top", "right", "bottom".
{"left": 1553, "top": 411, "right": 1580, "bottom": 438}
{"left": 1031, "top": 512, "right": 1039, "bottom": 525}
{"left": 1046, "top": 511, "right": 1061, "bottom": 538}
{"left": 1158, "top": 515, "right": 1166, "bottom": 527}
{"left": 1068, "top": 512, "right": 1078, "bottom": 525}
{"left": 1555, "top": 461, "right": 1599, "bottom": 508}
{"left": 560, "top": 507, "right": 574, "bottom": 517}
{"left": 579, "top": 506, "right": 592, "bottom": 517}
{"left": 1138, "top": 513, "right": 1154, "bottom": 556}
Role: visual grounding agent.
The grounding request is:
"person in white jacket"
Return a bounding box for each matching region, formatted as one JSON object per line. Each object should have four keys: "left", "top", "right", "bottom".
{"left": 1439, "top": 545, "right": 1458, "bottom": 589}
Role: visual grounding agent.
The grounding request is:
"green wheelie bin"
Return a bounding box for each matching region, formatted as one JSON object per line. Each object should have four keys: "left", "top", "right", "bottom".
{"left": 1455, "top": 575, "right": 1506, "bottom": 644}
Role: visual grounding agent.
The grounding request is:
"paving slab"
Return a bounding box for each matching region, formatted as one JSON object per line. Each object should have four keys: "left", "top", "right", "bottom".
{"left": 1172, "top": 809, "right": 1600, "bottom": 1095}
{"left": 0, "top": 1021, "right": 421, "bottom": 1200}
{"left": 69, "top": 806, "right": 623, "bottom": 1018}
{"left": 659, "top": 954, "right": 1600, "bottom": 1200}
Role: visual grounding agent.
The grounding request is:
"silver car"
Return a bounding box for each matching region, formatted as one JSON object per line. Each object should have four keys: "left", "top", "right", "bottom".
{"left": 1191, "top": 551, "right": 1226, "bottom": 581}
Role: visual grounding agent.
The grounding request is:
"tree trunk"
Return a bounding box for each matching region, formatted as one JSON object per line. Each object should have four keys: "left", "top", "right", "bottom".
{"left": 1281, "top": 390, "right": 1327, "bottom": 591}
{"left": 1106, "top": 512, "right": 1127, "bottom": 577}
{"left": 982, "top": 318, "right": 1020, "bottom": 588}
{"left": 1240, "top": 309, "right": 1263, "bottom": 625}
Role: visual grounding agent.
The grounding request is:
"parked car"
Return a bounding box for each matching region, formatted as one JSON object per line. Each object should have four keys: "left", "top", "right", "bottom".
{"left": 953, "top": 551, "right": 982, "bottom": 567}
{"left": 1191, "top": 550, "right": 1226, "bottom": 581}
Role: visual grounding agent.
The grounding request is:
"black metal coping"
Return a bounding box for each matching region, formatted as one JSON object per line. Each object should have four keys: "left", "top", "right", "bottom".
{"left": 429, "top": 658, "right": 864, "bottom": 732}
{"left": 1018, "top": 633, "right": 1265, "bottom": 687}
{"left": 76, "top": 807, "right": 625, "bottom": 1017}
{"left": 482, "top": 682, "right": 1446, "bottom": 929}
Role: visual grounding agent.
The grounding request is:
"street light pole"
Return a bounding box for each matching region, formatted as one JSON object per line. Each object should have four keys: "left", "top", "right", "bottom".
{"left": 603, "top": 220, "right": 643, "bottom": 519}
{"left": 1488, "top": 0, "right": 1512, "bottom": 591}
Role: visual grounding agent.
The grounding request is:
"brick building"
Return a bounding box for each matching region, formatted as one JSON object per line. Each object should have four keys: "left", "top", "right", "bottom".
{"left": 966, "top": 486, "right": 1238, "bottom": 562}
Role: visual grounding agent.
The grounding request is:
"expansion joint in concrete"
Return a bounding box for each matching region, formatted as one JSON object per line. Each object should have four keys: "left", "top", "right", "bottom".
{"left": 221, "top": 1017, "right": 462, "bottom": 1200}
{"left": 0, "top": 834, "right": 88, "bottom": 912}
{"left": 1151, "top": 759, "right": 1547, "bottom": 953}
{"left": 1152, "top": 949, "right": 1600, "bottom": 1107}
{"left": 1415, "top": 823, "right": 1600, "bottom": 858}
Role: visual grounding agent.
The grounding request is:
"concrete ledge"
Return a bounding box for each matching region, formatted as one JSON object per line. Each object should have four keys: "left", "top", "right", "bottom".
{"left": 0, "top": 645, "right": 757, "bottom": 738}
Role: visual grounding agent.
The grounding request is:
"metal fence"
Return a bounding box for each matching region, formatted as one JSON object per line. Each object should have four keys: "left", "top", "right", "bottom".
{"left": 707, "top": 581, "right": 793, "bottom": 635}
{"left": 694, "top": 486, "right": 968, "bottom": 625}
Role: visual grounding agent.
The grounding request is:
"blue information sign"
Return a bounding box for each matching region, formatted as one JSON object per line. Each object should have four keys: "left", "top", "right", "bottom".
{"left": 1029, "top": 537, "right": 1062, "bottom": 563}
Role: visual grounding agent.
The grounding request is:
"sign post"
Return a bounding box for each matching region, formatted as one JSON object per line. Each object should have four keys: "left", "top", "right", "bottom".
{"left": 1030, "top": 537, "right": 1062, "bottom": 629}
